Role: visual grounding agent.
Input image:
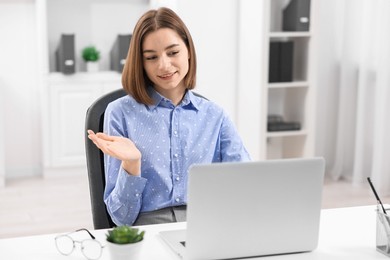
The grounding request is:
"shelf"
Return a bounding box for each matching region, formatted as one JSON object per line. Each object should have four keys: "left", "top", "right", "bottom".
{"left": 265, "top": 0, "right": 315, "bottom": 160}
{"left": 267, "top": 130, "right": 308, "bottom": 138}
{"left": 269, "top": 32, "right": 311, "bottom": 38}
{"left": 47, "top": 71, "right": 121, "bottom": 83}
{"left": 268, "top": 81, "right": 309, "bottom": 88}
{"left": 45, "top": 0, "right": 149, "bottom": 73}
{"left": 238, "top": 0, "right": 315, "bottom": 160}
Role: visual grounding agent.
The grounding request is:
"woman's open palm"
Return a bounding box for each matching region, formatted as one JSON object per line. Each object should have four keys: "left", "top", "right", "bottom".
{"left": 87, "top": 130, "right": 141, "bottom": 162}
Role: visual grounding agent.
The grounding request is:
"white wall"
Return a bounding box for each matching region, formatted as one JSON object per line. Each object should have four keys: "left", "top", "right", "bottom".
{"left": 314, "top": 1, "right": 345, "bottom": 169}
{"left": 0, "top": 0, "right": 42, "bottom": 178}
{"left": 177, "top": 0, "right": 239, "bottom": 121}
{"left": 236, "top": 0, "right": 265, "bottom": 160}
{"left": 0, "top": 81, "right": 5, "bottom": 186}
{"left": 177, "top": 0, "right": 264, "bottom": 157}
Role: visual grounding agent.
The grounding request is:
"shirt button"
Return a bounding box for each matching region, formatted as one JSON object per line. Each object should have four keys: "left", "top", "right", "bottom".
{"left": 175, "top": 198, "right": 180, "bottom": 202}
{"left": 174, "top": 153, "right": 178, "bottom": 158}
{"left": 174, "top": 130, "right": 178, "bottom": 135}
{"left": 135, "top": 193, "right": 140, "bottom": 197}
{"left": 175, "top": 177, "right": 180, "bottom": 181}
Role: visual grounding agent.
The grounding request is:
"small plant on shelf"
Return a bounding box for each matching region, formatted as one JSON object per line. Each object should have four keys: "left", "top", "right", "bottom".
{"left": 82, "top": 46, "right": 100, "bottom": 62}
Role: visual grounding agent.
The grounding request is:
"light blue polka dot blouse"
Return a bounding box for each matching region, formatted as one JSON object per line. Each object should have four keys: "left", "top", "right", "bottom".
{"left": 103, "top": 88, "right": 251, "bottom": 225}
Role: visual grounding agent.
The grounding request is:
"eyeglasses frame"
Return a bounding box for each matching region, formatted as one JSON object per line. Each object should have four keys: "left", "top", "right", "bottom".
{"left": 54, "top": 228, "right": 104, "bottom": 260}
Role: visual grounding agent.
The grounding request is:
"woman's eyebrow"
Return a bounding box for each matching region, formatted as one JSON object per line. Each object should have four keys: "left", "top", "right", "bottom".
{"left": 143, "top": 43, "right": 180, "bottom": 54}
{"left": 165, "top": 43, "right": 180, "bottom": 50}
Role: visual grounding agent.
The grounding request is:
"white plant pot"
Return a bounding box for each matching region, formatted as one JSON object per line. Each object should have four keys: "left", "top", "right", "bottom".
{"left": 86, "top": 61, "right": 99, "bottom": 72}
{"left": 106, "top": 240, "right": 144, "bottom": 260}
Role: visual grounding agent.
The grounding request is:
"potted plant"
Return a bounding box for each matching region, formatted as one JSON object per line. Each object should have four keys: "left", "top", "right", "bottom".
{"left": 82, "top": 45, "right": 100, "bottom": 72}
{"left": 106, "top": 225, "right": 145, "bottom": 259}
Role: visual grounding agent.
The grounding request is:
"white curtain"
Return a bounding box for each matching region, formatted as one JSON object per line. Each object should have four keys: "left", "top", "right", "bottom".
{"left": 330, "top": 0, "right": 390, "bottom": 195}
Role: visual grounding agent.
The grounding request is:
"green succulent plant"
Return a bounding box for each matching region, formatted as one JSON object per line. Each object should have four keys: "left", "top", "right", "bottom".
{"left": 106, "top": 225, "right": 145, "bottom": 244}
{"left": 82, "top": 46, "right": 100, "bottom": 62}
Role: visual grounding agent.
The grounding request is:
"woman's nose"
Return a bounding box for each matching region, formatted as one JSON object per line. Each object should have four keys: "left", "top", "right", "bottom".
{"left": 158, "top": 55, "right": 170, "bottom": 69}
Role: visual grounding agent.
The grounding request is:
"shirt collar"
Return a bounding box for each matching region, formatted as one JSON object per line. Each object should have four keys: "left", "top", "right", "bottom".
{"left": 146, "top": 87, "right": 200, "bottom": 111}
{"left": 183, "top": 91, "right": 201, "bottom": 111}
{"left": 146, "top": 87, "right": 164, "bottom": 110}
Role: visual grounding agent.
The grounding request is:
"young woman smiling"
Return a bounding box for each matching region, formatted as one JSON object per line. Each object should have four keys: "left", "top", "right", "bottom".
{"left": 87, "top": 7, "right": 250, "bottom": 226}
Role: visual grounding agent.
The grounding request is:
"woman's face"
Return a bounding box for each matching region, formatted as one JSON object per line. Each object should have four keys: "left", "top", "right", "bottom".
{"left": 142, "top": 28, "right": 190, "bottom": 99}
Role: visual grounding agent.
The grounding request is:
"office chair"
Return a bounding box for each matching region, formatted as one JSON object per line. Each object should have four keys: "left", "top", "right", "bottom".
{"left": 85, "top": 88, "right": 127, "bottom": 229}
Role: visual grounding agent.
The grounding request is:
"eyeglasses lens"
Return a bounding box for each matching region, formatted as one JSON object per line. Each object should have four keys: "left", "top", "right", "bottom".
{"left": 81, "top": 239, "right": 102, "bottom": 260}
{"left": 55, "top": 235, "right": 74, "bottom": 255}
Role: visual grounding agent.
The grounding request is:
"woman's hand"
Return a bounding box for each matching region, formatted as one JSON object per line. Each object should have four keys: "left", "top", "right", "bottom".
{"left": 87, "top": 130, "right": 141, "bottom": 176}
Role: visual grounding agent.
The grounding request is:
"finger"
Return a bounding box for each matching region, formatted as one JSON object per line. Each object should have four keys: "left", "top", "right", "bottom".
{"left": 96, "top": 132, "right": 116, "bottom": 141}
{"left": 87, "top": 133, "right": 107, "bottom": 151}
{"left": 87, "top": 130, "right": 95, "bottom": 136}
{"left": 92, "top": 138, "right": 109, "bottom": 153}
{"left": 87, "top": 133, "right": 98, "bottom": 142}
{"left": 88, "top": 135, "right": 102, "bottom": 149}
{"left": 87, "top": 130, "right": 100, "bottom": 143}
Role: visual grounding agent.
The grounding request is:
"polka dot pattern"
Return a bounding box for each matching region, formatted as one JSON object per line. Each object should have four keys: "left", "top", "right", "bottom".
{"left": 102, "top": 88, "right": 250, "bottom": 225}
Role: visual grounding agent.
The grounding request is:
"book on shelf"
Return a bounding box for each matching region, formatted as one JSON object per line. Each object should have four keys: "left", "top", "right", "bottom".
{"left": 268, "top": 41, "right": 294, "bottom": 83}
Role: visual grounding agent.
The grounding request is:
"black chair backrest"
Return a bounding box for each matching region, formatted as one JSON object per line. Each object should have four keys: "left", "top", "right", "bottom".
{"left": 85, "top": 88, "right": 127, "bottom": 229}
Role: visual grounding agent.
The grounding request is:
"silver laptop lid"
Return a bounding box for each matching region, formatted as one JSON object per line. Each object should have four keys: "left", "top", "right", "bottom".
{"left": 185, "top": 157, "right": 325, "bottom": 260}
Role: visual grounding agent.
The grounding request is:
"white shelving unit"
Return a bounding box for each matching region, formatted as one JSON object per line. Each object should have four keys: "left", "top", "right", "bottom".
{"left": 265, "top": 0, "right": 316, "bottom": 160}
{"left": 35, "top": 0, "right": 150, "bottom": 176}
{"left": 237, "top": 0, "right": 316, "bottom": 161}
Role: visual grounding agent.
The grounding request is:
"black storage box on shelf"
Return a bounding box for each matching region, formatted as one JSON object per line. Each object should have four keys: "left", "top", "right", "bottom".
{"left": 268, "top": 122, "right": 301, "bottom": 132}
{"left": 282, "top": 0, "right": 311, "bottom": 31}
{"left": 267, "top": 114, "right": 301, "bottom": 132}
{"left": 268, "top": 41, "right": 294, "bottom": 83}
{"left": 55, "top": 34, "right": 75, "bottom": 75}
{"left": 110, "top": 34, "right": 132, "bottom": 73}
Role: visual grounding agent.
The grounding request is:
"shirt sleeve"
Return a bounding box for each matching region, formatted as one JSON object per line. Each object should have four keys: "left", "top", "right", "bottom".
{"left": 103, "top": 102, "right": 148, "bottom": 226}
{"left": 219, "top": 112, "right": 251, "bottom": 162}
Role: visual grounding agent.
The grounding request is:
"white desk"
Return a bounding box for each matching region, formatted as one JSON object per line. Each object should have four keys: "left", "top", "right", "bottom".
{"left": 0, "top": 205, "right": 388, "bottom": 260}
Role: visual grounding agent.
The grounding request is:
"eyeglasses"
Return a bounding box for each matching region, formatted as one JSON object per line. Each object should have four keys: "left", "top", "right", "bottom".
{"left": 54, "top": 228, "right": 104, "bottom": 260}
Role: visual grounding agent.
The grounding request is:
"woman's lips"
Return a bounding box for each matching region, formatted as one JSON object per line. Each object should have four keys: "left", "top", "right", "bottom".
{"left": 159, "top": 72, "right": 176, "bottom": 79}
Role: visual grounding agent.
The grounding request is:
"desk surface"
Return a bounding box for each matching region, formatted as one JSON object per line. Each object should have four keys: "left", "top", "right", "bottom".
{"left": 0, "top": 205, "right": 388, "bottom": 260}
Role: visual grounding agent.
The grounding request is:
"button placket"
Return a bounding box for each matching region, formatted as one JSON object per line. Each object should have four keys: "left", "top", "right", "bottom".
{"left": 170, "top": 107, "right": 182, "bottom": 204}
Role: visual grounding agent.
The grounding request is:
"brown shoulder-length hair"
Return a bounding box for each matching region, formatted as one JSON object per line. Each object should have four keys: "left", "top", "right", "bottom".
{"left": 122, "top": 7, "right": 197, "bottom": 105}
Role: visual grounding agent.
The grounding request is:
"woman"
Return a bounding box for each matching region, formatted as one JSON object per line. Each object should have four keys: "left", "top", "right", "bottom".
{"left": 87, "top": 7, "right": 250, "bottom": 226}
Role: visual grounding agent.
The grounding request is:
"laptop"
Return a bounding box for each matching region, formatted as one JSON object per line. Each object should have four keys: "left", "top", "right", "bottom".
{"left": 159, "top": 157, "right": 325, "bottom": 260}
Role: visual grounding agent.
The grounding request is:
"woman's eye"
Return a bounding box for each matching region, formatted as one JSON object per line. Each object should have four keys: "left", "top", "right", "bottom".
{"left": 168, "top": 51, "right": 179, "bottom": 56}
{"left": 145, "top": 56, "right": 157, "bottom": 61}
